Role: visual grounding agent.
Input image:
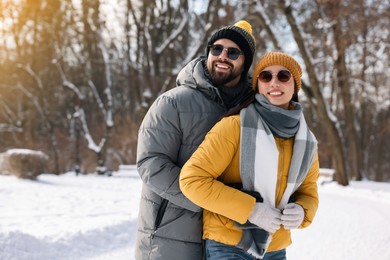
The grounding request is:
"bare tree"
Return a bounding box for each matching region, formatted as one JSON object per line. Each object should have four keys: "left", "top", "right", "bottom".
{"left": 0, "top": 0, "right": 388, "bottom": 180}
{"left": 247, "top": 0, "right": 349, "bottom": 184}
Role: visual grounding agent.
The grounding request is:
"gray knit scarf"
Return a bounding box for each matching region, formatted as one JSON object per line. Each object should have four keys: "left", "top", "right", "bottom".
{"left": 236, "top": 94, "right": 317, "bottom": 259}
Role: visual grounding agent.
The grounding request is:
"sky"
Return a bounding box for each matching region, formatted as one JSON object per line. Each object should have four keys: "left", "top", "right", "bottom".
{"left": 1, "top": 167, "right": 390, "bottom": 260}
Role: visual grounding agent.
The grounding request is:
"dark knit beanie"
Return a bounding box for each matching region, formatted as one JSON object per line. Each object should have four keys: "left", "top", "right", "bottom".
{"left": 207, "top": 20, "right": 256, "bottom": 76}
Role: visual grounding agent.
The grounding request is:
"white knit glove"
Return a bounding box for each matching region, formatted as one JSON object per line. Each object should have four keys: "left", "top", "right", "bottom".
{"left": 248, "top": 202, "right": 282, "bottom": 233}
{"left": 281, "top": 203, "right": 304, "bottom": 229}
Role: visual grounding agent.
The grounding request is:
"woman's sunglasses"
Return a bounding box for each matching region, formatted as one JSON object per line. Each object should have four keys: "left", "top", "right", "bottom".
{"left": 258, "top": 70, "right": 292, "bottom": 83}
{"left": 209, "top": 44, "right": 242, "bottom": 60}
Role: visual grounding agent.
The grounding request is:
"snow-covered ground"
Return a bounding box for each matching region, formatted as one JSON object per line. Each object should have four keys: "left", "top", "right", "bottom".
{"left": 1, "top": 168, "right": 390, "bottom": 260}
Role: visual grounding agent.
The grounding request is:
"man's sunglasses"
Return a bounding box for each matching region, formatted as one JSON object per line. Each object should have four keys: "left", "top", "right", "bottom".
{"left": 258, "top": 70, "right": 292, "bottom": 83}
{"left": 209, "top": 44, "right": 243, "bottom": 60}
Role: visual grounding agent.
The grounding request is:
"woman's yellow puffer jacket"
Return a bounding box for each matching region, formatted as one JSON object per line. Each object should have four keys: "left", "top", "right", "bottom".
{"left": 180, "top": 114, "right": 319, "bottom": 252}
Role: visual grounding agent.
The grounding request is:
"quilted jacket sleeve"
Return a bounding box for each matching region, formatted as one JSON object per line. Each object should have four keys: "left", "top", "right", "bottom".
{"left": 137, "top": 94, "right": 201, "bottom": 212}
{"left": 294, "top": 152, "right": 320, "bottom": 228}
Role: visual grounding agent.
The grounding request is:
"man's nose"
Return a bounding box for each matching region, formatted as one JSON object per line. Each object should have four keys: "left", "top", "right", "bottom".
{"left": 218, "top": 48, "right": 229, "bottom": 60}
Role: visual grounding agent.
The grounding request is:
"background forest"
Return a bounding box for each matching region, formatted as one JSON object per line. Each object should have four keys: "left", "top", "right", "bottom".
{"left": 0, "top": 0, "right": 389, "bottom": 185}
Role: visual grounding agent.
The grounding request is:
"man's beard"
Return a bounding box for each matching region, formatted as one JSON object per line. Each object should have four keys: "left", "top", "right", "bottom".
{"left": 209, "top": 61, "right": 243, "bottom": 86}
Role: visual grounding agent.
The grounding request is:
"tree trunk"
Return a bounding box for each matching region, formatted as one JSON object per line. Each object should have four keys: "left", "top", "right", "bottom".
{"left": 328, "top": 1, "right": 362, "bottom": 180}
{"left": 279, "top": 0, "right": 349, "bottom": 185}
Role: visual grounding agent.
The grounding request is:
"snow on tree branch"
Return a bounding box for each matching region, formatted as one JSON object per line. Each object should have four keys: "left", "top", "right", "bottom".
{"left": 97, "top": 39, "right": 113, "bottom": 127}
{"left": 88, "top": 80, "right": 107, "bottom": 120}
{"left": 0, "top": 124, "right": 23, "bottom": 133}
{"left": 75, "top": 108, "right": 105, "bottom": 153}
{"left": 155, "top": 16, "right": 189, "bottom": 55}
{"left": 55, "top": 63, "right": 85, "bottom": 99}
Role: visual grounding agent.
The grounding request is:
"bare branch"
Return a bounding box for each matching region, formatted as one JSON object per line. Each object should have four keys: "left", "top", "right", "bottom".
{"left": 17, "top": 64, "right": 44, "bottom": 90}
{"left": 15, "top": 83, "right": 45, "bottom": 118}
{"left": 75, "top": 108, "right": 105, "bottom": 153}
{"left": 55, "top": 60, "right": 85, "bottom": 100}
{"left": 156, "top": 16, "right": 189, "bottom": 54}
{"left": 0, "top": 124, "right": 23, "bottom": 133}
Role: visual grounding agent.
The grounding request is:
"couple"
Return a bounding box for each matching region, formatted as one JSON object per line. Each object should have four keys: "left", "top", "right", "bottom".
{"left": 136, "top": 20, "right": 319, "bottom": 260}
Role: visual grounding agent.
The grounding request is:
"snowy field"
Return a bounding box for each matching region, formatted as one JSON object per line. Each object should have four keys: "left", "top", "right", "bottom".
{"left": 1, "top": 167, "right": 390, "bottom": 260}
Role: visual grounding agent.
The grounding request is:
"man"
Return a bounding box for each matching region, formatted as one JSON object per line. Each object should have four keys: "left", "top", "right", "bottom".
{"left": 135, "top": 20, "right": 256, "bottom": 260}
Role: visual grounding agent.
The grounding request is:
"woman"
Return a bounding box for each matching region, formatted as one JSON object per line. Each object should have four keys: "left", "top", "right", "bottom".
{"left": 180, "top": 52, "right": 320, "bottom": 260}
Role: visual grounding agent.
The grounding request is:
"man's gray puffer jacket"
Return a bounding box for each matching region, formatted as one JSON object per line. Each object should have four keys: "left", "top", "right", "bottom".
{"left": 135, "top": 57, "right": 252, "bottom": 260}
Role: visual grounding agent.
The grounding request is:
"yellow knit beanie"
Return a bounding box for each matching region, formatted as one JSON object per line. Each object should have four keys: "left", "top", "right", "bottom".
{"left": 252, "top": 52, "right": 302, "bottom": 92}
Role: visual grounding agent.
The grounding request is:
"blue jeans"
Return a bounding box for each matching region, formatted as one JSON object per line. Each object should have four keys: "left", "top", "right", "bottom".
{"left": 205, "top": 239, "right": 286, "bottom": 260}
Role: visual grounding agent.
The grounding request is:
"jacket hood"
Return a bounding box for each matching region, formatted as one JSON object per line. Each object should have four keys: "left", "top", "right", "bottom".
{"left": 176, "top": 56, "right": 209, "bottom": 89}
{"left": 176, "top": 57, "right": 224, "bottom": 106}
